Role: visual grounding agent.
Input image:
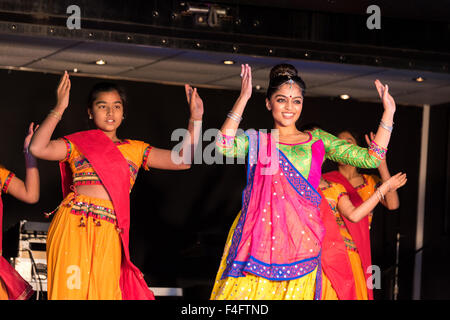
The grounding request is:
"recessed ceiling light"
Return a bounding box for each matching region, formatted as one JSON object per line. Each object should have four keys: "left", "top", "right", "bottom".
{"left": 413, "top": 76, "right": 425, "bottom": 82}
{"left": 223, "top": 60, "right": 235, "bottom": 65}
{"left": 340, "top": 94, "right": 350, "bottom": 100}
{"left": 95, "top": 59, "right": 107, "bottom": 65}
{"left": 73, "top": 68, "right": 79, "bottom": 73}
{"left": 255, "top": 85, "right": 261, "bottom": 90}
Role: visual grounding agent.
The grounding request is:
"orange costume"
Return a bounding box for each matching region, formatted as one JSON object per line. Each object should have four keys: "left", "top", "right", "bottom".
{"left": 321, "top": 174, "right": 381, "bottom": 299}
{"left": 46, "top": 134, "right": 152, "bottom": 300}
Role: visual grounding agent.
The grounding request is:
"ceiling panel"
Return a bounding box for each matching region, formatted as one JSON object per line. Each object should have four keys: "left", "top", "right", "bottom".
{"left": 0, "top": 33, "right": 449, "bottom": 106}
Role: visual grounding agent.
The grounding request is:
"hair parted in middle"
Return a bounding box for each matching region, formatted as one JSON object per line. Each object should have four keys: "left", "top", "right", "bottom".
{"left": 266, "top": 64, "right": 306, "bottom": 99}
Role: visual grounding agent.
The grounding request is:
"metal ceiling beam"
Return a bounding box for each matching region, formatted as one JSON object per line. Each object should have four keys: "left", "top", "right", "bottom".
{"left": 0, "top": 0, "right": 448, "bottom": 74}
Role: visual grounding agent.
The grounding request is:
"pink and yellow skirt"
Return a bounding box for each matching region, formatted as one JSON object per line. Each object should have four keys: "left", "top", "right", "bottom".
{"left": 210, "top": 212, "right": 317, "bottom": 300}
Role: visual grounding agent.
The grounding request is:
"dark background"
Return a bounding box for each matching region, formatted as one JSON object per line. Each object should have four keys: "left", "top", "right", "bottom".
{"left": 0, "top": 67, "right": 435, "bottom": 299}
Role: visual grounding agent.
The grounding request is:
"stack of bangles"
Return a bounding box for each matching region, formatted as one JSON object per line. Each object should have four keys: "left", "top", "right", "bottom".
{"left": 379, "top": 120, "right": 393, "bottom": 133}
{"left": 49, "top": 109, "right": 62, "bottom": 121}
{"left": 375, "top": 188, "right": 385, "bottom": 202}
{"left": 227, "top": 111, "right": 243, "bottom": 123}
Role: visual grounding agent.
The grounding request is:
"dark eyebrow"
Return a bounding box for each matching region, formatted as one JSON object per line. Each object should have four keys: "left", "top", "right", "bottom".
{"left": 95, "top": 100, "right": 123, "bottom": 104}
{"left": 274, "top": 94, "right": 303, "bottom": 99}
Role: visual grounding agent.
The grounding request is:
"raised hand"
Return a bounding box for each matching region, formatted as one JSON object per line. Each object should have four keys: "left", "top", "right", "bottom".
{"left": 385, "top": 172, "right": 407, "bottom": 192}
{"left": 239, "top": 64, "right": 252, "bottom": 101}
{"left": 185, "top": 84, "right": 203, "bottom": 121}
{"left": 24, "top": 122, "right": 39, "bottom": 152}
{"left": 374, "top": 79, "right": 396, "bottom": 114}
{"left": 56, "top": 71, "right": 71, "bottom": 111}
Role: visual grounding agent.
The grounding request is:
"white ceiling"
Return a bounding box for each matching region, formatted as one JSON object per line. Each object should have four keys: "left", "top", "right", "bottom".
{"left": 1, "top": 32, "right": 449, "bottom": 107}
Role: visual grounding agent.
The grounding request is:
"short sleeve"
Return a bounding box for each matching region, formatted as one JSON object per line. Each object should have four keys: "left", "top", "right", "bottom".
{"left": 0, "top": 166, "right": 15, "bottom": 194}
{"left": 59, "top": 137, "right": 73, "bottom": 162}
{"left": 333, "top": 182, "right": 348, "bottom": 204}
{"left": 141, "top": 143, "right": 153, "bottom": 171}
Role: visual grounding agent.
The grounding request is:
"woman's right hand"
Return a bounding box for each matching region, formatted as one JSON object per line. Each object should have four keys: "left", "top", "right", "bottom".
{"left": 239, "top": 64, "right": 252, "bottom": 101}
{"left": 55, "top": 71, "right": 71, "bottom": 111}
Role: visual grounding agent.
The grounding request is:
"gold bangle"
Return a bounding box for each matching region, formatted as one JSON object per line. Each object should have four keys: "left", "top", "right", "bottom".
{"left": 48, "top": 109, "right": 62, "bottom": 121}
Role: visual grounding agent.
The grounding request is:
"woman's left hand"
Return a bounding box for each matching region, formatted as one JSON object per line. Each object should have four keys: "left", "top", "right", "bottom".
{"left": 24, "top": 122, "right": 39, "bottom": 152}
{"left": 185, "top": 84, "right": 204, "bottom": 121}
{"left": 375, "top": 79, "right": 396, "bottom": 114}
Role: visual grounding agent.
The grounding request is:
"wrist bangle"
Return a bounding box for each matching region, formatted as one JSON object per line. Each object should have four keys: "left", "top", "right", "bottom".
{"left": 49, "top": 109, "right": 62, "bottom": 121}
{"left": 380, "top": 120, "right": 393, "bottom": 133}
{"left": 376, "top": 188, "right": 385, "bottom": 202}
{"left": 375, "top": 190, "right": 382, "bottom": 202}
{"left": 227, "top": 111, "right": 243, "bottom": 123}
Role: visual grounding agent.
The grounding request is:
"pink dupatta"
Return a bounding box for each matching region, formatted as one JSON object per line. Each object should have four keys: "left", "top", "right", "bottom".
{"left": 323, "top": 170, "right": 373, "bottom": 300}
{"left": 222, "top": 130, "right": 325, "bottom": 299}
{"left": 60, "top": 130, "right": 155, "bottom": 300}
{"left": 0, "top": 195, "right": 34, "bottom": 300}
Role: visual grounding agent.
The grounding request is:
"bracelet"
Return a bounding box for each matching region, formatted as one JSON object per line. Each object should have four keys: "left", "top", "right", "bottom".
{"left": 368, "top": 140, "right": 387, "bottom": 161}
{"left": 375, "top": 190, "right": 382, "bottom": 202}
{"left": 379, "top": 120, "right": 393, "bottom": 133}
{"left": 227, "top": 111, "right": 243, "bottom": 123}
{"left": 376, "top": 188, "right": 385, "bottom": 202}
{"left": 49, "top": 109, "right": 62, "bottom": 121}
{"left": 189, "top": 118, "right": 202, "bottom": 123}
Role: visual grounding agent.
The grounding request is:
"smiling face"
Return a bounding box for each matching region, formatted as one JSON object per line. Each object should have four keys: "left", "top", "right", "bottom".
{"left": 265, "top": 82, "right": 303, "bottom": 128}
{"left": 88, "top": 90, "right": 124, "bottom": 134}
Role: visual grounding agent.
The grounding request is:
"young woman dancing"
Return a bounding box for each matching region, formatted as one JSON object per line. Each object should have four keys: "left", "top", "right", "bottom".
{"left": 210, "top": 63, "right": 396, "bottom": 300}
{"left": 1, "top": 123, "right": 39, "bottom": 300}
{"left": 29, "top": 72, "right": 203, "bottom": 300}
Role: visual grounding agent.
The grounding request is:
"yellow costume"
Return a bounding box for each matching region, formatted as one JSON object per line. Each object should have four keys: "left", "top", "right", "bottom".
{"left": 46, "top": 139, "right": 151, "bottom": 300}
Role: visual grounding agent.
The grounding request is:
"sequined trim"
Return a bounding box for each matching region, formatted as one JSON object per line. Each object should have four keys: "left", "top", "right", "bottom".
{"left": 368, "top": 140, "right": 387, "bottom": 160}
{"left": 278, "top": 151, "right": 322, "bottom": 208}
{"left": 142, "top": 145, "right": 152, "bottom": 170}
{"left": 2, "top": 172, "right": 15, "bottom": 194}
{"left": 355, "top": 175, "right": 368, "bottom": 191}
{"left": 337, "top": 192, "right": 348, "bottom": 202}
{"left": 114, "top": 139, "right": 130, "bottom": 146}
{"left": 226, "top": 255, "right": 320, "bottom": 281}
{"left": 70, "top": 200, "right": 117, "bottom": 224}
{"left": 216, "top": 134, "right": 236, "bottom": 149}
{"left": 343, "top": 237, "right": 358, "bottom": 252}
{"left": 61, "top": 137, "right": 72, "bottom": 162}
{"left": 73, "top": 172, "right": 101, "bottom": 184}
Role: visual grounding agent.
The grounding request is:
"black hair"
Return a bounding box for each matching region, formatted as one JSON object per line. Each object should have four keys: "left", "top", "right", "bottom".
{"left": 87, "top": 82, "right": 127, "bottom": 113}
{"left": 86, "top": 82, "right": 127, "bottom": 128}
{"left": 266, "top": 64, "right": 306, "bottom": 99}
{"left": 336, "top": 128, "right": 363, "bottom": 146}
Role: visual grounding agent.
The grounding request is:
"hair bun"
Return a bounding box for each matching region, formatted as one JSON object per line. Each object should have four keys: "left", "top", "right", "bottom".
{"left": 269, "top": 64, "right": 298, "bottom": 80}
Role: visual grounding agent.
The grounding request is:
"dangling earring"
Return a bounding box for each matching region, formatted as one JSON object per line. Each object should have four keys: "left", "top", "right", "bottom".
{"left": 89, "top": 115, "right": 93, "bottom": 119}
